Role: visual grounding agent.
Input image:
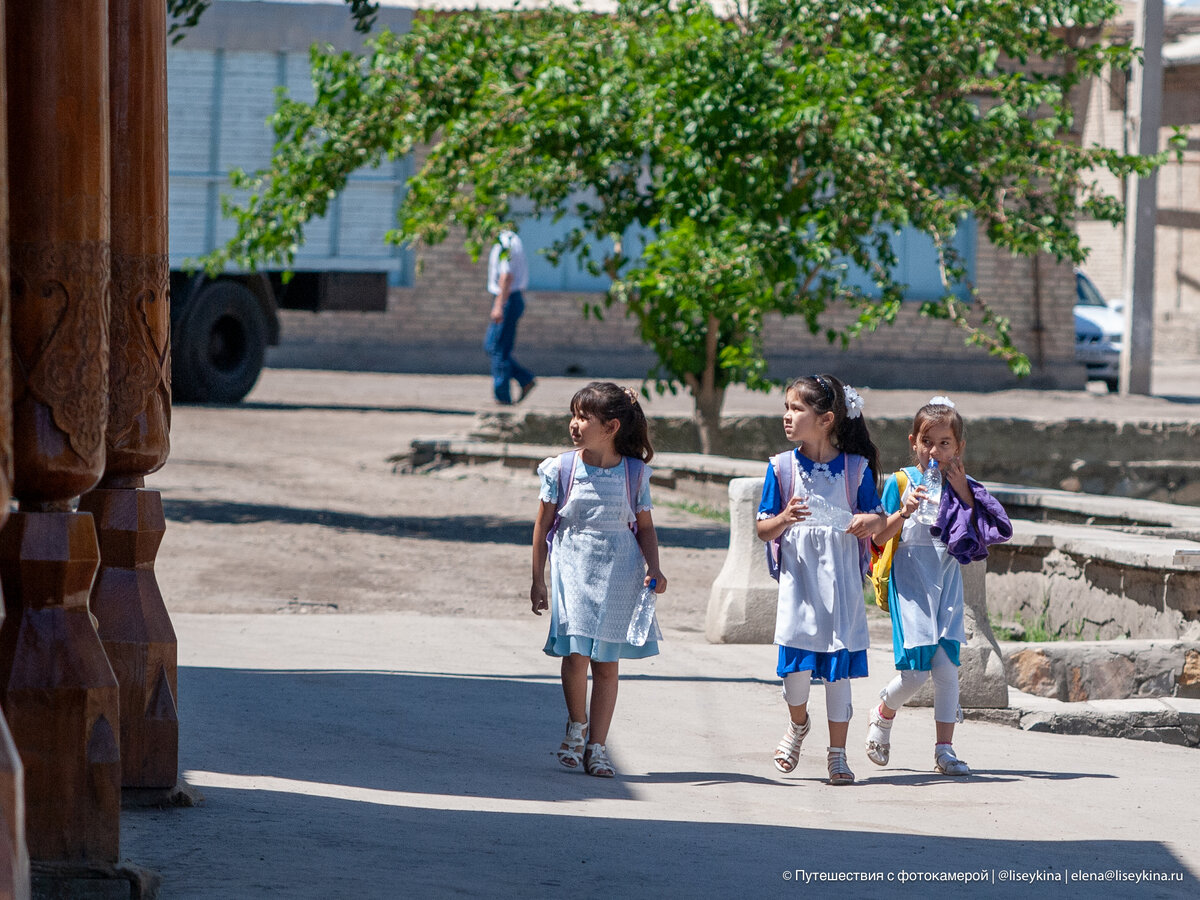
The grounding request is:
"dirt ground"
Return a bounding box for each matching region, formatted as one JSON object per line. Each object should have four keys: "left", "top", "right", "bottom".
{"left": 150, "top": 375, "right": 729, "bottom": 637}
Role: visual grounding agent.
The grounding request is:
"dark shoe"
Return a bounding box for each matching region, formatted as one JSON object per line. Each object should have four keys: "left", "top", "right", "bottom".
{"left": 518, "top": 380, "right": 538, "bottom": 403}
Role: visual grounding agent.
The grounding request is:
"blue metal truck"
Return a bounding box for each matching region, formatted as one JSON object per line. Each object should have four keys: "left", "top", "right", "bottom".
{"left": 168, "top": 1, "right": 415, "bottom": 402}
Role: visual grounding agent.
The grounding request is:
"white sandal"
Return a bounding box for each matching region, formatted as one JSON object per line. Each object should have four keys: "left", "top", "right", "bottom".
{"left": 772, "top": 717, "right": 811, "bottom": 774}
{"left": 556, "top": 721, "right": 587, "bottom": 770}
{"left": 584, "top": 742, "right": 615, "bottom": 778}
{"left": 934, "top": 743, "right": 972, "bottom": 776}
{"left": 826, "top": 746, "right": 855, "bottom": 785}
{"left": 865, "top": 705, "right": 894, "bottom": 767}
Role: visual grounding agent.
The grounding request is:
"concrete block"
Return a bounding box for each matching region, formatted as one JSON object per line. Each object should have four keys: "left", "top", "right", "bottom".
{"left": 706, "top": 478, "right": 777, "bottom": 644}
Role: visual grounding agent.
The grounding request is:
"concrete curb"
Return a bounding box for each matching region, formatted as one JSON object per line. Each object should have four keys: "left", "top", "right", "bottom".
{"left": 967, "top": 691, "right": 1200, "bottom": 747}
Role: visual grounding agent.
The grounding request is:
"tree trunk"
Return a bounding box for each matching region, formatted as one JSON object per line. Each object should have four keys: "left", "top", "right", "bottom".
{"left": 683, "top": 314, "right": 727, "bottom": 455}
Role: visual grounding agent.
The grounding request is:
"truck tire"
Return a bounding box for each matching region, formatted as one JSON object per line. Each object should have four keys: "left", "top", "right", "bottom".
{"left": 172, "top": 280, "right": 268, "bottom": 403}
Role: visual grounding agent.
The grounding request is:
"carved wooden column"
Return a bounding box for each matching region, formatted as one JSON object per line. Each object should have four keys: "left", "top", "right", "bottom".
{"left": 0, "top": 0, "right": 119, "bottom": 866}
{"left": 0, "top": 6, "right": 31, "bottom": 898}
{"left": 78, "top": 0, "right": 175, "bottom": 795}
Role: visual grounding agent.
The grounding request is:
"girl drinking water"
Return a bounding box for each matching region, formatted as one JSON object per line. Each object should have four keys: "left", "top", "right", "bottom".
{"left": 864, "top": 396, "right": 1012, "bottom": 776}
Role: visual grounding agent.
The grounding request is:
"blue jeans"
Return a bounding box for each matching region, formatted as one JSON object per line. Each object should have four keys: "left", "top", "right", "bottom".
{"left": 484, "top": 290, "right": 535, "bottom": 404}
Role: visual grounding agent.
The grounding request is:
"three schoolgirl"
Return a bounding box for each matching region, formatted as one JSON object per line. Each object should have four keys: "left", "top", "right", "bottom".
{"left": 528, "top": 378, "right": 1009, "bottom": 784}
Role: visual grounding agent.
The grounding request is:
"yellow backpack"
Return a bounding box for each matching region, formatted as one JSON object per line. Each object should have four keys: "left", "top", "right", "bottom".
{"left": 868, "top": 470, "right": 909, "bottom": 612}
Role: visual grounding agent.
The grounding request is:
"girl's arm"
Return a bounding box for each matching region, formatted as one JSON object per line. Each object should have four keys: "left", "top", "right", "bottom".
{"left": 847, "top": 511, "right": 889, "bottom": 540}
{"left": 634, "top": 509, "right": 668, "bottom": 593}
{"left": 942, "top": 456, "right": 975, "bottom": 508}
{"left": 755, "top": 496, "right": 809, "bottom": 542}
{"left": 530, "top": 500, "right": 557, "bottom": 614}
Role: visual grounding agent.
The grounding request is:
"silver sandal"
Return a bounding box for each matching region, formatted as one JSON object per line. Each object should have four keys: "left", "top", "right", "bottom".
{"left": 865, "top": 706, "right": 894, "bottom": 767}
{"left": 934, "top": 744, "right": 972, "bottom": 776}
{"left": 826, "top": 746, "right": 855, "bottom": 785}
{"left": 773, "top": 717, "right": 811, "bottom": 773}
{"left": 556, "top": 721, "right": 587, "bottom": 769}
{"left": 584, "top": 742, "right": 615, "bottom": 778}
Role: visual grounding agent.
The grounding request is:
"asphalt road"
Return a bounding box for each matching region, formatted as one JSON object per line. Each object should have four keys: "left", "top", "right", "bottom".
{"left": 114, "top": 368, "right": 1200, "bottom": 898}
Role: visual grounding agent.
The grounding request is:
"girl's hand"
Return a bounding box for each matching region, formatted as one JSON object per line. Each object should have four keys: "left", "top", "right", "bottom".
{"left": 645, "top": 570, "right": 667, "bottom": 594}
{"left": 530, "top": 581, "right": 549, "bottom": 616}
{"left": 941, "top": 456, "right": 971, "bottom": 501}
{"left": 846, "top": 513, "right": 882, "bottom": 539}
{"left": 781, "top": 495, "right": 810, "bottom": 525}
{"left": 902, "top": 486, "right": 925, "bottom": 519}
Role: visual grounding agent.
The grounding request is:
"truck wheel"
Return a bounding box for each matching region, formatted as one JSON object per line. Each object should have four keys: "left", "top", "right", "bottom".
{"left": 173, "top": 281, "right": 268, "bottom": 403}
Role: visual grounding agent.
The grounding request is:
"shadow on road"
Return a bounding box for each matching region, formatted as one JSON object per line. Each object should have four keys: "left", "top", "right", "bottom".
{"left": 162, "top": 498, "right": 730, "bottom": 550}
{"left": 122, "top": 664, "right": 1192, "bottom": 899}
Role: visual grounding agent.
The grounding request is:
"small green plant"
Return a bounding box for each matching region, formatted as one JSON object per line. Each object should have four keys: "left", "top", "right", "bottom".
{"left": 991, "top": 594, "right": 1079, "bottom": 643}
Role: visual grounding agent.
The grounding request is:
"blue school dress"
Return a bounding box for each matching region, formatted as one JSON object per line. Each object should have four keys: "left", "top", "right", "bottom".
{"left": 538, "top": 455, "right": 659, "bottom": 662}
{"left": 758, "top": 449, "right": 882, "bottom": 681}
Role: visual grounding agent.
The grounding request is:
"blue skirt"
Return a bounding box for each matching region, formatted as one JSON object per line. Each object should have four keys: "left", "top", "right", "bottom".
{"left": 544, "top": 632, "right": 660, "bottom": 662}
{"left": 777, "top": 646, "right": 868, "bottom": 682}
{"left": 895, "top": 638, "right": 961, "bottom": 671}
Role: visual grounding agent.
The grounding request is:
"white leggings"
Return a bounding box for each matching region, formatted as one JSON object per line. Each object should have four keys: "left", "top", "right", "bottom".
{"left": 880, "top": 646, "right": 961, "bottom": 723}
{"left": 780, "top": 672, "right": 854, "bottom": 723}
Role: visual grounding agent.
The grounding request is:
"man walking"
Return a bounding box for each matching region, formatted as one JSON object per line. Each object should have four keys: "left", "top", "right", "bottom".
{"left": 485, "top": 229, "right": 536, "bottom": 405}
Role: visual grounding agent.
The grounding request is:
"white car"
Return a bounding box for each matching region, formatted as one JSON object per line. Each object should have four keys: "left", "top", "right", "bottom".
{"left": 1074, "top": 269, "right": 1124, "bottom": 391}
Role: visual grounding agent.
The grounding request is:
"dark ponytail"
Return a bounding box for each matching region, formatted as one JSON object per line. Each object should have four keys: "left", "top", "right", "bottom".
{"left": 787, "top": 373, "right": 881, "bottom": 492}
{"left": 570, "top": 381, "right": 654, "bottom": 463}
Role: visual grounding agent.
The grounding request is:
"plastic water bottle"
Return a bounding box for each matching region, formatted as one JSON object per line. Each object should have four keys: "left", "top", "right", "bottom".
{"left": 627, "top": 579, "right": 657, "bottom": 646}
{"left": 915, "top": 459, "right": 942, "bottom": 526}
{"left": 803, "top": 493, "right": 854, "bottom": 531}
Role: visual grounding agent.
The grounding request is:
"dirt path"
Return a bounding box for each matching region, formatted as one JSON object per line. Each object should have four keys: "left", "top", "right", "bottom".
{"left": 150, "top": 381, "right": 729, "bottom": 637}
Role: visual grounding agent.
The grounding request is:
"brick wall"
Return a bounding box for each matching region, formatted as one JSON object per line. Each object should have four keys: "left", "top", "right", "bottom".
{"left": 325, "top": 225, "right": 1084, "bottom": 389}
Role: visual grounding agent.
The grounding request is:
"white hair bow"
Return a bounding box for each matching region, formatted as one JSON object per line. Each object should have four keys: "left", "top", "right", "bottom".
{"left": 843, "top": 385, "right": 864, "bottom": 419}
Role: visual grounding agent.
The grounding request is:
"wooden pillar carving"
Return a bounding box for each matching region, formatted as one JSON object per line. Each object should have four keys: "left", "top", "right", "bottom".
{"left": 78, "top": 0, "right": 176, "bottom": 792}
{"left": 0, "top": 5, "right": 31, "bottom": 898}
{"left": 0, "top": 0, "right": 119, "bottom": 866}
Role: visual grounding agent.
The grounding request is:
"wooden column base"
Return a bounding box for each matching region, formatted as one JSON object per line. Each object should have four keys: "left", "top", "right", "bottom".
{"left": 0, "top": 511, "right": 120, "bottom": 865}
{"left": 78, "top": 488, "right": 177, "bottom": 789}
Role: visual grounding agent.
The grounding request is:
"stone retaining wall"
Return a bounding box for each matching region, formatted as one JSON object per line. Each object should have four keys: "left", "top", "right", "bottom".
{"left": 475, "top": 411, "right": 1200, "bottom": 504}
{"left": 1004, "top": 641, "right": 1200, "bottom": 701}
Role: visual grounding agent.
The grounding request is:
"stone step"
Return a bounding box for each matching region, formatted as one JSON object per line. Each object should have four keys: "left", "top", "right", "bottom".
{"left": 966, "top": 690, "right": 1200, "bottom": 747}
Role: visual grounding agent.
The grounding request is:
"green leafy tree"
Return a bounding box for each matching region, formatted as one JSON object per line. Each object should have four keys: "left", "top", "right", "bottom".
{"left": 211, "top": 0, "right": 1172, "bottom": 453}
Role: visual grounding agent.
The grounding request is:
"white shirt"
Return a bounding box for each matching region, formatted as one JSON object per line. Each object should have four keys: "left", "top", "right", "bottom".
{"left": 487, "top": 230, "right": 529, "bottom": 295}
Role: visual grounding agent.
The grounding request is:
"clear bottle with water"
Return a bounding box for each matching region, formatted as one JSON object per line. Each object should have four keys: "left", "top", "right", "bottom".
{"left": 915, "top": 459, "right": 942, "bottom": 526}
{"left": 802, "top": 492, "right": 854, "bottom": 531}
{"left": 627, "top": 578, "right": 658, "bottom": 646}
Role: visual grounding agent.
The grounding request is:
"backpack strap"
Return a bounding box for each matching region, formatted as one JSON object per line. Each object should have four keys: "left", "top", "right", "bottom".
{"left": 546, "top": 450, "right": 579, "bottom": 558}
{"left": 556, "top": 450, "right": 579, "bottom": 510}
{"left": 624, "top": 457, "right": 645, "bottom": 534}
{"left": 764, "top": 451, "right": 794, "bottom": 581}
{"left": 844, "top": 453, "right": 858, "bottom": 512}
{"left": 769, "top": 451, "right": 794, "bottom": 505}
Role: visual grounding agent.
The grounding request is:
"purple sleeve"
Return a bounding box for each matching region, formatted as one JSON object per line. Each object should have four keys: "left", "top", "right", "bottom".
{"left": 931, "top": 479, "right": 1013, "bottom": 565}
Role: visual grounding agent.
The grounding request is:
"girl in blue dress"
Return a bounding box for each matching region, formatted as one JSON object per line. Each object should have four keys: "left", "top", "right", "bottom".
{"left": 757, "top": 375, "right": 887, "bottom": 784}
{"left": 864, "top": 396, "right": 1011, "bottom": 777}
{"left": 531, "top": 382, "right": 667, "bottom": 778}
